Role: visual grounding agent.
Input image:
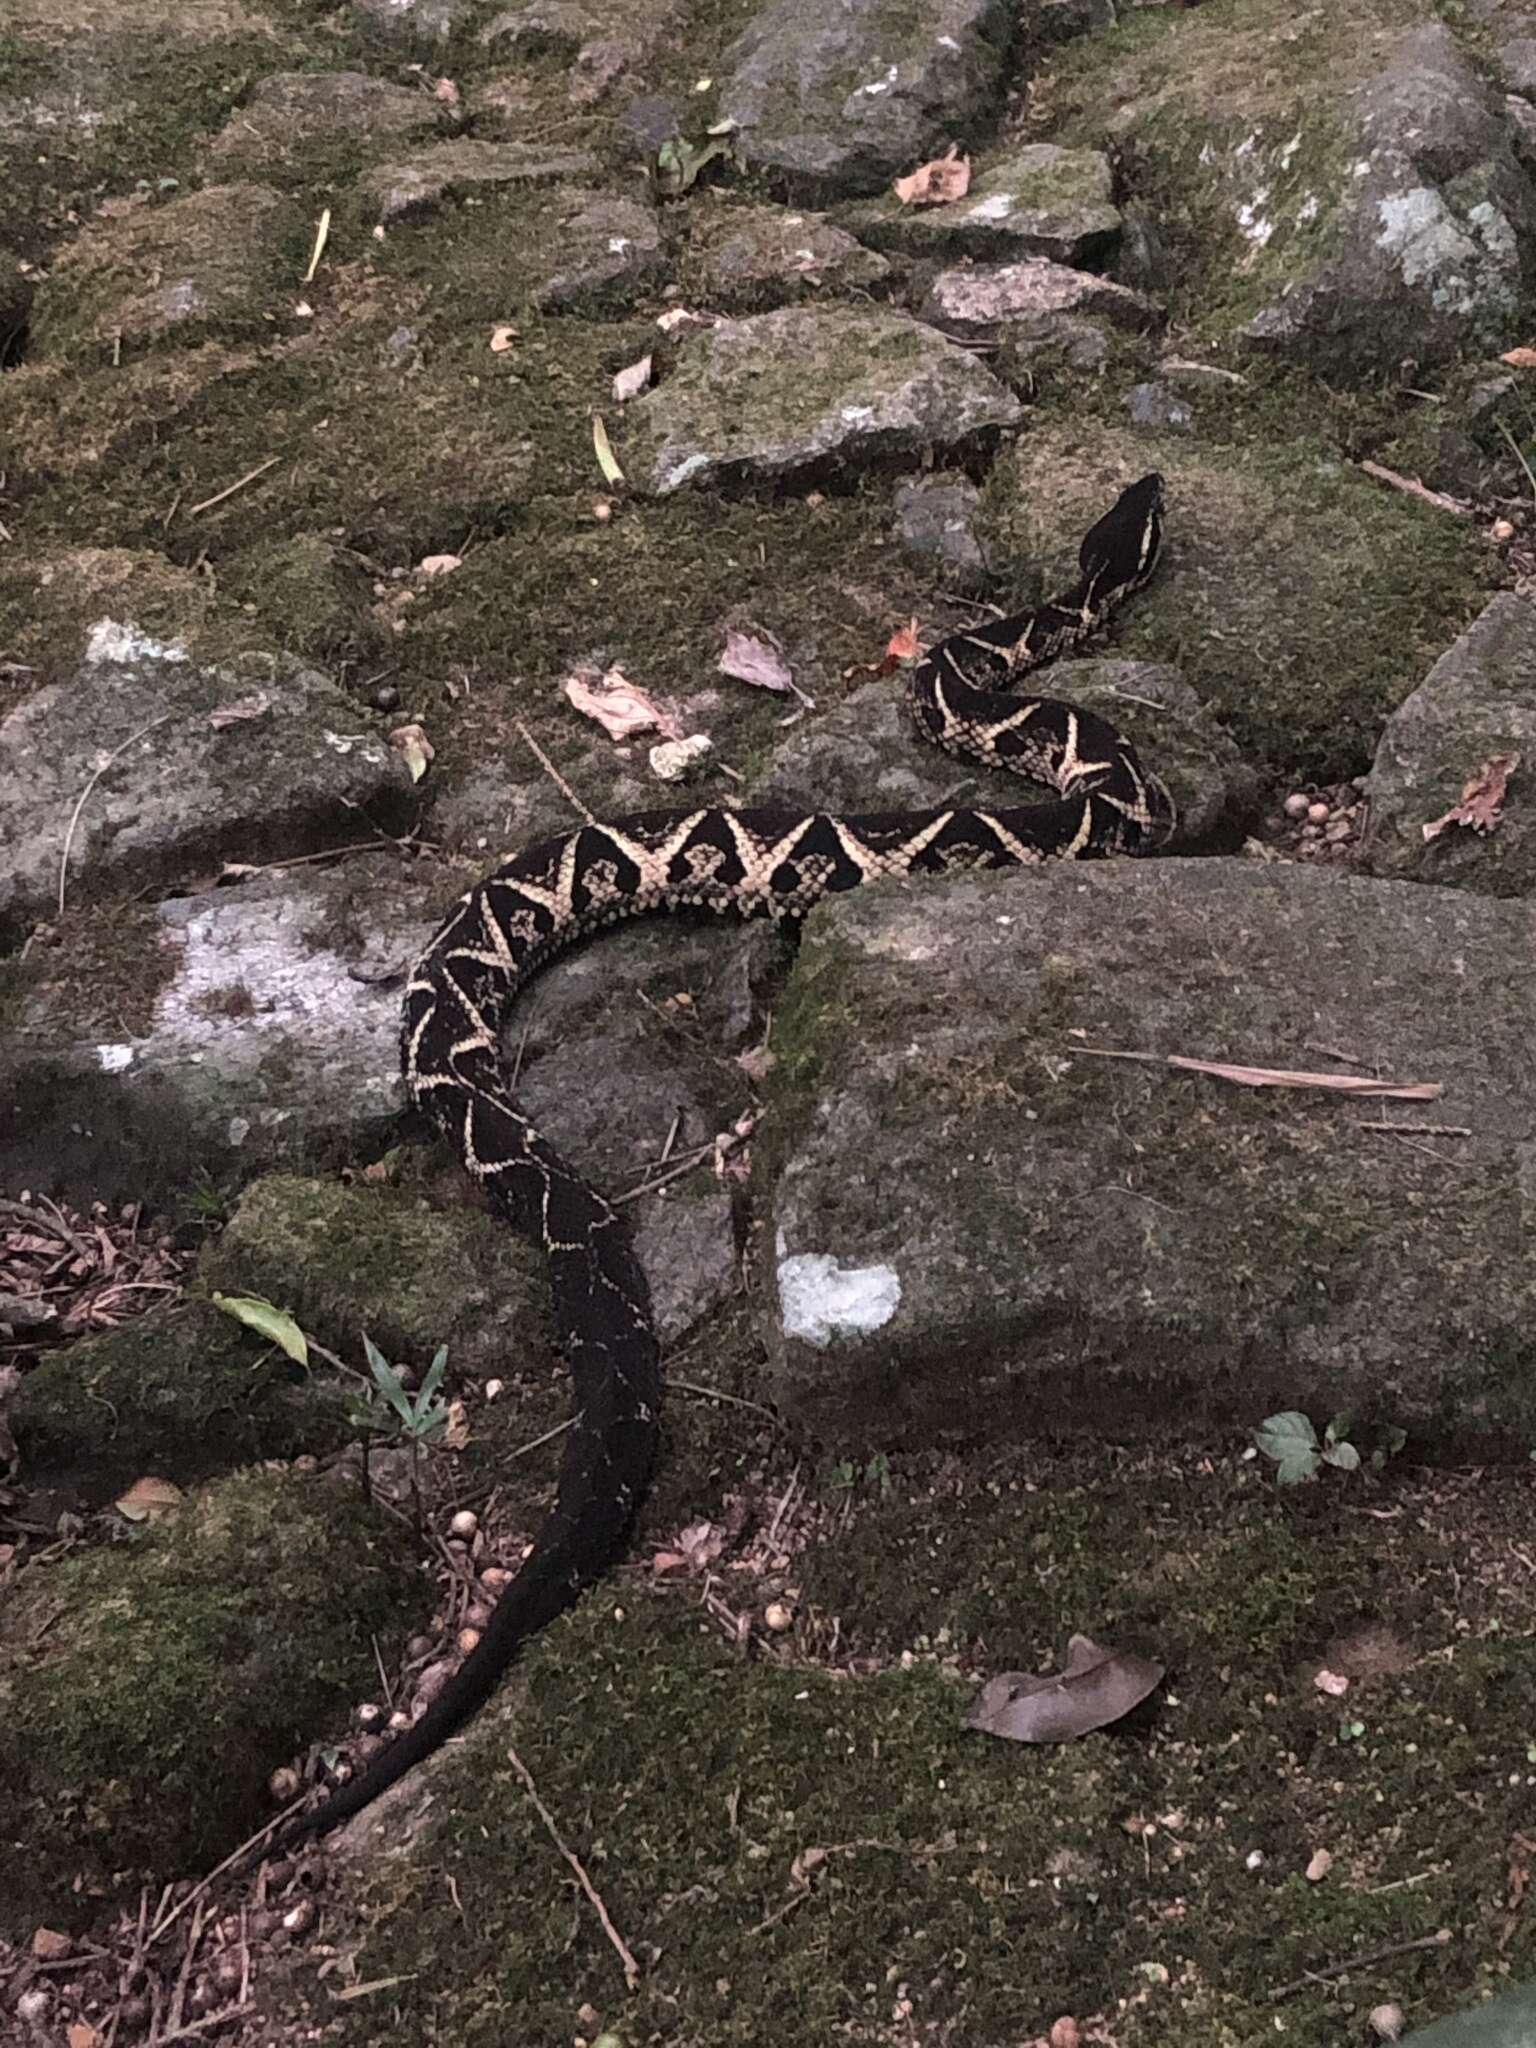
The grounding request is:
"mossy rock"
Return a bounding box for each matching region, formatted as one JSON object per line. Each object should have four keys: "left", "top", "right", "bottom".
{"left": 0, "top": 1467, "right": 418, "bottom": 1934}
{"left": 9, "top": 1295, "right": 349, "bottom": 1501}
{"left": 980, "top": 424, "right": 1490, "bottom": 778}
{"left": 197, "top": 1170, "right": 556, "bottom": 1382}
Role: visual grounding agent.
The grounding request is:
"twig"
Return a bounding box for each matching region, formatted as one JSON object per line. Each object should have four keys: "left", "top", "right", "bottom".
{"left": 186, "top": 457, "right": 279, "bottom": 518}
{"left": 1358, "top": 460, "right": 1472, "bottom": 517}
{"left": 1266, "top": 1926, "right": 1451, "bottom": 2002}
{"left": 505, "top": 1743, "right": 641, "bottom": 1990}
{"left": 1074, "top": 1044, "right": 1441, "bottom": 1099}
{"left": 1354, "top": 1120, "right": 1472, "bottom": 1138}
{"left": 146, "top": 2006, "right": 256, "bottom": 2045}
{"left": 58, "top": 715, "right": 172, "bottom": 914}
{"left": 516, "top": 720, "right": 596, "bottom": 825}
{"left": 508, "top": 1416, "right": 575, "bottom": 1460}
{"left": 670, "top": 1379, "right": 785, "bottom": 1430}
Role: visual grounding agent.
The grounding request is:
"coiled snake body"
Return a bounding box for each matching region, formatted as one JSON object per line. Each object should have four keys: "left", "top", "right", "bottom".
{"left": 263, "top": 472, "right": 1173, "bottom": 1854}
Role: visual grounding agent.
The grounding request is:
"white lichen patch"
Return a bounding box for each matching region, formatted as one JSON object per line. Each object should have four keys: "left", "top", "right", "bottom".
{"left": 84, "top": 619, "right": 188, "bottom": 666}
{"left": 1374, "top": 187, "right": 1516, "bottom": 315}
{"left": 777, "top": 1247, "right": 901, "bottom": 1348}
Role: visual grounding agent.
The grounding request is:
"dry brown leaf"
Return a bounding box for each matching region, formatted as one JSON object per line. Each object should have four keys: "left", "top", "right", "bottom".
{"left": 442, "top": 1397, "right": 471, "bottom": 1451}
{"left": 389, "top": 722, "right": 435, "bottom": 783}
{"left": 115, "top": 1474, "right": 185, "bottom": 1522}
{"left": 1500, "top": 345, "right": 1536, "bottom": 366}
{"left": 432, "top": 75, "right": 460, "bottom": 104}
{"left": 612, "top": 352, "right": 654, "bottom": 403}
{"left": 1076, "top": 1046, "right": 1442, "bottom": 1099}
{"left": 564, "top": 664, "right": 687, "bottom": 742}
{"left": 893, "top": 143, "right": 971, "bottom": 207}
{"left": 67, "top": 2024, "right": 102, "bottom": 2048}
{"left": 207, "top": 691, "right": 271, "bottom": 728}
{"left": 489, "top": 323, "right": 519, "bottom": 353}
{"left": 1421, "top": 751, "right": 1521, "bottom": 841}
{"left": 965, "top": 1633, "right": 1164, "bottom": 1743}
{"left": 417, "top": 552, "right": 461, "bottom": 578}
{"left": 31, "top": 1927, "right": 71, "bottom": 1961}
{"left": 718, "top": 628, "right": 814, "bottom": 706}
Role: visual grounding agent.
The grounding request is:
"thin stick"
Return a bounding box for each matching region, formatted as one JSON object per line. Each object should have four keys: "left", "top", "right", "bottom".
{"left": 505, "top": 1743, "right": 641, "bottom": 1990}
{"left": 1266, "top": 1926, "right": 1451, "bottom": 2002}
{"left": 516, "top": 720, "right": 596, "bottom": 825}
{"left": 186, "top": 457, "right": 279, "bottom": 518}
{"left": 1358, "top": 460, "right": 1472, "bottom": 518}
{"left": 58, "top": 715, "right": 172, "bottom": 914}
{"left": 1354, "top": 1120, "right": 1472, "bottom": 1139}
{"left": 671, "top": 1378, "right": 785, "bottom": 1429}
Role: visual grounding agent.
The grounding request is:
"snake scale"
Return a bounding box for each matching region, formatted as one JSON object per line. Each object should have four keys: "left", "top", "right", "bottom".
{"left": 254, "top": 471, "right": 1174, "bottom": 1859}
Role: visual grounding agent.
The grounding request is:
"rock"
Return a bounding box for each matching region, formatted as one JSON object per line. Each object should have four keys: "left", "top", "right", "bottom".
{"left": 614, "top": 304, "right": 1021, "bottom": 495}
{"left": 719, "top": 0, "right": 1011, "bottom": 201}
{"left": 1362, "top": 593, "right": 1536, "bottom": 894}
{"left": 893, "top": 473, "right": 989, "bottom": 587}
{"left": 480, "top": 0, "right": 685, "bottom": 104}
{"left": 764, "top": 859, "right": 1536, "bottom": 1449}
{"left": 755, "top": 656, "right": 1251, "bottom": 848}
{"left": 207, "top": 70, "right": 441, "bottom": 167}
{"left": 920, "top": 255, "right": 1157, "bottom": 337}
{"left": 30, "top": 184, "right": 298, "bottom": 362}
{"left": 349, "top": 0, "right": 466, "bottom": 41}
{"left": 686, "top": 198, "right": 891, "bottom": 312}
{"left": 1240, "top": 25, "right": 1536, "bottom": 376}
{"left": 0, "top": 628, "right": 413, "bottom": 939}
{"left": 1127, "top": 380, "right": 1193, "bottom": 431}
{"left": 362, "top": 140, "right": 603, "bottom": 220}
{"left": 1034, "top": 0, "right": 1116, "bottom": 42}
{"left": 839, "top": 145, "right": 1121, "bottom": 265}
{"left": 0, "top": 1468, "right": 418, "bottom": 1933}
{"left": 1497, "top": 36, "right": 1536, "bottom": 97}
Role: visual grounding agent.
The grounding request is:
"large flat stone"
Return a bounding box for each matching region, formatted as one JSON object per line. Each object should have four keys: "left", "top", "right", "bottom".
{"left": 764, "top": 858, "right": 1536, "bottom": 1451}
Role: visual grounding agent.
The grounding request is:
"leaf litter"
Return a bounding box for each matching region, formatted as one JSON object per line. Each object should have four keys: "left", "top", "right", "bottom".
{"left": 965, "top": 1633, "right": 1164, "bottom": 1743}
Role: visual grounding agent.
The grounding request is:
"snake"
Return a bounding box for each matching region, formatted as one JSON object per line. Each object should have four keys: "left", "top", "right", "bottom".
{"left": 250, "top": 471, "right": 1173, "bottom": 1862}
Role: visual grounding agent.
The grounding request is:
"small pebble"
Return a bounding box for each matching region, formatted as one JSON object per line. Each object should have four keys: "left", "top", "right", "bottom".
{"left": 763, "top": 1601, "right": 794, "bottom": 1632}
{"left": 449, "top": 1509, "right": 478, "bottom": 1540}
{"left": 372, "top": 684, "right": 400, "bottom": 712}
{"left": 282, "top": 1899, "right": 317, "bottom": 1938}
{"left": 1282, "top": 791, "right": 1310, "bottom": 819}
{"left": 16, "top": 1989, "right": 52, "bottom": 2024}
{"left": 1306, "top": 800, "right": 1330, "bottom": 825}
{"left": 1369, "top": 2003, "right": 1405, "bottom": 2042}
{"left": 388, "top": 1709, "right": 412, "bottom": 1733}
{"left": 456, "top": 1626, "right": 482, "bottom": 1654}
{"left": 484, "top": 1378, "right": 505, "bottom": 1402}
{"left": 268, "top": 1765, "right": 301, "bottom": 1802}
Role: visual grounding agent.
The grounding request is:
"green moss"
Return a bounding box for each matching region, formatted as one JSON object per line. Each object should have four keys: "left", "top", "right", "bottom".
{"left": 9, "top": 1295, "right": 351, "bottom": 1498}
{"left": 284, "top": 1441, "right": 1535, "bottom": 2047}
{"left": 0, "top": 1466, "right": 419, "bottom": 1932}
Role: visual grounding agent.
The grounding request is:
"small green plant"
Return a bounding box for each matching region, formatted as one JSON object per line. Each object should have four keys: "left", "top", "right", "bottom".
{"left": 1253, "top": 1410, "right": 1405, "bottom": 1484}
{"left": 347, "top": 1335, "right": 451, "bottom": 1447}
{"left": 820, "top": 1452, "right": 894, "bottom": 1498}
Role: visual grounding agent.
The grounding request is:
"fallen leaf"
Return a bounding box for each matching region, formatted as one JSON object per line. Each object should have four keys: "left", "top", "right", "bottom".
{"left": 736, "top": 1044, "right": 777, "bottom": 1083}
{"left": 591, "top": 411, "right": 626, "bottom": 486}
{"left": 965, "top": 1633, "right": 1164, "bottom": 1743}
{"left": 650, "top": 732, "right": 713, "bottom": 781}
{"left": 207, "top": 691, "right": 271, "bottom": 728}
{"left": 417, "top": 552, "right": 461, "bottom": 578}
{"left": 1306, "top": 1848, "right": 1333, "bottom": 1882}
{"left": 563, "top": 664, "right": 686, "bottom": 742}
{"left": 612, "top": 352, "right": 653, "bottom": 403}
{"left": 442, "top": 1397, "right": 471, "bottom": 1451}
{"left": 489, "top": 323, "right": 519, "bottom": 353}
{"left": 718, "top": 628, "right": 804, "bottom": 701}
{"left": 656, "top": 305, "right": 712, "bottom": 336}
{"left": 654, "top": 129, "right": 737, "bottom": 198}
{"left": 389, "top": 722, "right": 435, "bottom": 782}
{"left": 67, "top": 2024, "right": 102, "bottom": 2048}
{"left": 882, "top": 617, "right": 923, "bottom": 671}
{"left": 1500, "top": 345, "right": 1536, "bottom": 366}
{"left": 115, "top": 1474, "right": 185, "bottom": 1523}
{"left": 1422, "top": 751, "right": 1521, "bottom": 841}
{"left": 211, "top": 1291, "right": 309, "bottom": 1365}
{"left": 893, "top": 143, "right": 971, "bottom": 208}
{"left": 31, "top": 1928, "right": 71, "bottom": 1961}
{"left": 432, "top": 75, "right": 460, "bottom": 104}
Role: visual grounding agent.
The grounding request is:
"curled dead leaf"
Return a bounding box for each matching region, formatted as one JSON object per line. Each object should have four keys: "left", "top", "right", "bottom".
{"left": 612, "top": 352, "right": 654, "bottom": 403}
{"left": 563, "top": 664, "right": 686, "bottom": 742}
{"left": 1421, "top": 751, "right": 1520, "bottom": 841}
{"left": 965, "top": 1633, "right": 1163, "bottom": 1743}
{"left": 389, "top": 722, "right": 435, "bottom": 783}
{"left": 1499, "top": 345, "right": 1536, "bottom": 366}
{"left": 893, "top": 144, "right": 971, "bottom": 208}
{"left": 115, "top": 1475, "right": 185, "bottom": 1523}
{"left": 489, "top": 323, "right": 519, "bottom": 353}
{"left": 417, "top": 553, "right": 461, "bottom": 578}
{"left": 207, "top": 691, "right": 271, "bottom": 728}
{"left": 718, "top": 628, "right": 814, "bottom": 706}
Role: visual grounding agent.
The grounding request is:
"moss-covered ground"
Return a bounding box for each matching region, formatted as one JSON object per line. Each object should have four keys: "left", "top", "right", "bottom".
{"left": 266, "top": 1406, "right": 1536, "bottom": 2048}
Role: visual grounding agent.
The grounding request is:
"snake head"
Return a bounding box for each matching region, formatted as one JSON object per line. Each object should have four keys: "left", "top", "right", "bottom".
{"left": 1079, "top": 472, "right": 1165, "bottom": 593}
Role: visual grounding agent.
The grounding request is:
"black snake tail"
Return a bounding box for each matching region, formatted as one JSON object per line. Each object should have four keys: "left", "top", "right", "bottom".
{"left": 236, "top": 473, "right": 1172, "bottom": 1869}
